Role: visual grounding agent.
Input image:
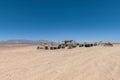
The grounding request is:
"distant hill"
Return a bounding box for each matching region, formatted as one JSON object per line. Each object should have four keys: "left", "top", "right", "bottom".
{"left": 0, "top": 40, "right": 57, "bottom": 44}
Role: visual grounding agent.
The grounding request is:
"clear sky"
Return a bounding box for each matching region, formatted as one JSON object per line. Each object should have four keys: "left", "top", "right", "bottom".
{"left": 0, "top": 0, "right": 120, "bottom": 42}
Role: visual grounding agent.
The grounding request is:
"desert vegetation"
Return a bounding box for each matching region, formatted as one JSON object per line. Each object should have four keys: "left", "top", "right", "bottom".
{"left": 104, "top": 42, "right": 113, "bottom": 47}
{"left": 36, "top": 40, "right": 102, "bottom": 50}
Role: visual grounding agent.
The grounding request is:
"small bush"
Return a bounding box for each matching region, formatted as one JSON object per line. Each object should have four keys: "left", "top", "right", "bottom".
{"left": 104, "top": 42, "right": 113, "bottom": 47}
{"left": 45, "top": 46, "right": 49, "bottom": 50}
{"left": 72, "top": 45, "right": 76, "bottom": 48}
{"left": 37, "top": 46, "right": 40, "bottom": 49}
{"left": 79, "top": 44, "right": 84, "bottom": 47}
{"left": 62, "top": 46, "right": 65, "bottom": 49}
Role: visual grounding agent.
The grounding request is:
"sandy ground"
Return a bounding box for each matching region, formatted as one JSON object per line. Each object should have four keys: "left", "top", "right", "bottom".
{"left": 0, "top": 44, "right": 120, "bottom": 80}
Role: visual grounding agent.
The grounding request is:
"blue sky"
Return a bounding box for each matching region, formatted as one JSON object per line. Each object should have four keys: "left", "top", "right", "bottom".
{"left": 0, "top": 0, "right": 120, "bottom": 42}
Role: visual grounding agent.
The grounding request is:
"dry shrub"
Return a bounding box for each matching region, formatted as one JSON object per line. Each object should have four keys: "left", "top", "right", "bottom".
{"left": 79, "top": 44, "right": 84, "bottom": 47}
{"left": 45, "top": 46, "right": 49, "bottom": 50}
{"left": 104, "top": 42, "right": 113, "bottom": 47}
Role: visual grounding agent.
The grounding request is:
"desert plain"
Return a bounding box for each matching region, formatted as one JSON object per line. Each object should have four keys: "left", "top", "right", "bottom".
{"left": 0, "top": 44, "right": 120, "bottom": 80}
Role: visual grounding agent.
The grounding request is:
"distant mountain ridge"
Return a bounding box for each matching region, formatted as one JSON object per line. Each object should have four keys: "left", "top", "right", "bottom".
{"left": 0, "top": 40, "right": 57, "bottom": 44}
